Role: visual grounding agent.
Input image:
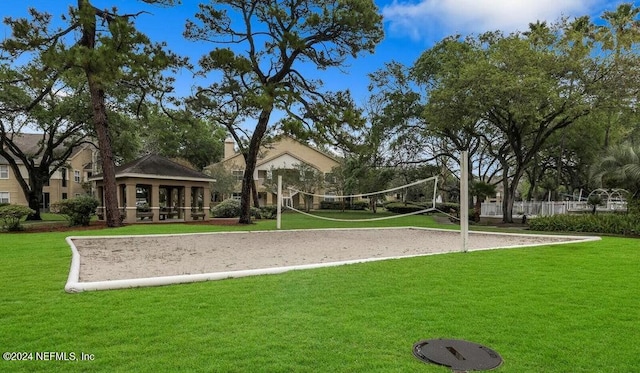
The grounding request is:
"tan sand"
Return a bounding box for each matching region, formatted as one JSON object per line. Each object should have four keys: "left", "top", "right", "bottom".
{"left": 69, "top": 228, "right": 590, "bottom": 282}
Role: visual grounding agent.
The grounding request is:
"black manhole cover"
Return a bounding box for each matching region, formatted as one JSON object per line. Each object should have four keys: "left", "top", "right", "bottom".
{"left": 413, "top": 339, "right": 502, "bottom": 372}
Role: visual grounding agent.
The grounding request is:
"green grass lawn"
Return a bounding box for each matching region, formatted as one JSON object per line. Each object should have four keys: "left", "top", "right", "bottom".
{"left": 1, "top": 212, "right": 638, "bottom": 372}
{"left": 26, "top": 213, "right": 69, "bottom": 222}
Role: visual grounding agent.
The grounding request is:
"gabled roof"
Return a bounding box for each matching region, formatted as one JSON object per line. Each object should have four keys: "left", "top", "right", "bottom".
{"left": 89, "top": 154, "right": 214, "bottom": 182}
{"left": 256, "top": 151, "right": 320, "bottom": 171}
{"left": 217, "top": 135, "right": 338, "bottom": 168}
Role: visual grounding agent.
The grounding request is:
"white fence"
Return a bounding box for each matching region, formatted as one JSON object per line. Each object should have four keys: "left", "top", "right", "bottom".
{"left": 481, "top": 200, "right": 628, "bottom": 217}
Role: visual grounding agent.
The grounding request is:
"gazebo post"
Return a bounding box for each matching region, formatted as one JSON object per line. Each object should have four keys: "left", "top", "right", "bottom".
{"left": 185, "top": 185, "right": 193, "bottom": 221}
{"left": 175, "top": 186, "right": 182, "bottom": 219}
{"left": 118, "top": 184, "right": 125, "bottom": 219}
{"left": 151, "top": 182, "right": 160, "bottom": 222}
{"left": 203, "top": 186, "right": 211, "bottom": 221}
{"left": 96, "top": 185, "right": 105, "bottom": 220}
{"left": 117, "top": 184, "right": 122, "bottom": 209}
{"left": 125, "top": 182, "right": 137, "bottom": 223}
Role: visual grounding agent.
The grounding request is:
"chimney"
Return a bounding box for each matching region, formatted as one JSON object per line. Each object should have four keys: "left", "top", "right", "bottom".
{"left": 224, "top": 138, "right": 235, "bottom": 159}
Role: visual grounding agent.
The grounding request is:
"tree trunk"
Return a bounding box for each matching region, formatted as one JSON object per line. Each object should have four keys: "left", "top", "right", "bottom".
{"left": 305, "top": 195, "right": 312, "bottom": 212}
{"left": 80, "top": 0, "right": 122, "bottom": 227}
{"left": 251, "top": 179, "right": 260, "bottom": 208}
{"left": 528, "top": 174, "right": 537, "bottom": 201}
{"left": 24, "top": 171, "right": 46, "bottom": 221}
{"left": 502, "top": 168, "right": 525, "bottom": 223}
{"left": 239, "top": 108, "right": 272, "bottom": 224}
{"left": 502, "top": 188, "right": 515, "bottom": 223}
{"left": 25, "top": 190, "right": 42, "bottom": 221}
{"left": 90, "top": 83, "right": 121, "bottom": 227}
{"left": 473, "top": 197, "right": 481, "bottom": 223}
{"left": 500, "top": 163, "right": 509, "bottom": 223}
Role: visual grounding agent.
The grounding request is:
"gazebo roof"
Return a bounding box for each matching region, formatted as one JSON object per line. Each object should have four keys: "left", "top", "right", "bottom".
{"left": 90, "top": 154, "right": 214, "bottom": 183}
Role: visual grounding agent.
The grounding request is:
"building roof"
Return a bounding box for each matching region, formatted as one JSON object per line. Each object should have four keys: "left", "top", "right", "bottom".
{"left": 89, "top": 154, "right": 214, "bottom": 183}
{"left": 0, "top": 133, "right": 90, "bottom": 164}
{"left": 0, "top": 155, "right": 12, "bottom": 165}
{"left": 6, "top": 133, "right": 43, "bottom": 156}
{"left": 219, "top": 135, "right": 339, "bottom": 168}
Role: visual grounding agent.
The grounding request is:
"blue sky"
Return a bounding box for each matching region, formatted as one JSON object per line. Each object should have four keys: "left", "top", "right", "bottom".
{"left": 1, "top": 0, "right": 636, "bottom": 107}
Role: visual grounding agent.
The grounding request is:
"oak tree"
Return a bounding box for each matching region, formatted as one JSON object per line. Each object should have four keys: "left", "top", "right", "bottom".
{"left": 3, "top": 1, "right": 184, "bottom": 227}
{"left": 0, "top": 63, "right": 91, "bottom": 220}
{"left": 412, "top": 15, "right": 638, "bottom": 222}
{"left": 186, "top": 0, "right": 383, "bottom": 223}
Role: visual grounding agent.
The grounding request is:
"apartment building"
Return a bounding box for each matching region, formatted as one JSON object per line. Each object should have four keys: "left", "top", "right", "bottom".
{"left": 209, "top": 136, "right": 340, "bottom": 208}
{"left": 0, "top": 134, "right": 97, "bottom": 210}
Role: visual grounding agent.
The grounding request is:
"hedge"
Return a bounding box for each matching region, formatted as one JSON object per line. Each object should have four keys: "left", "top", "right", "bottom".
{"left": 319, "top": 200, "right": 368, "bottom": 210}
{"left": 529, "top": 213, "right": 640, "bottom": 236}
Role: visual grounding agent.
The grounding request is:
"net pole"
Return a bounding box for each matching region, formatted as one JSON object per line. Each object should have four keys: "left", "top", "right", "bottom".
{"left": 277, "top": 175, "right": 282, "bottom": 230}
{"left": 461, "top": 151, "right": 469, "bottom": 252}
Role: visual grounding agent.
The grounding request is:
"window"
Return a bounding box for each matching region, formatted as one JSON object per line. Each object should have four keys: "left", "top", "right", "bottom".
{"left": 62, "top": 193, "right": 68, "bottom": 200}
{"left": 0, "top": 165, "right": 8, "bottom": 179}
{"left": 74, "top": 170, "right": 81, "bottom": 183}
{"left": 232, "top": 193, "right": 242, "bottom": 200}
{"left": 0, "top": 192, "right": 9, "bottom": 204}
{"left": 42, "top": 192, "right": 50, "bottom": 210}
{"left": 324, "top": 192, "right": 336, "bottom": 202}
{"left": 324, "top": 172, "right": 335, "bottom": 183}
{"left": 232, "top": 170, "right": 244, "bottom": 182}
{"left": 60, "top": 168, "right": 67, "bottom": 187}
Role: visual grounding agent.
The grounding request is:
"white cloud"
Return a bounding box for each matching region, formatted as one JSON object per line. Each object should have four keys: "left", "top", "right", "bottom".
{"left": 382, "top": 0, "right": 601, "bottom": 40}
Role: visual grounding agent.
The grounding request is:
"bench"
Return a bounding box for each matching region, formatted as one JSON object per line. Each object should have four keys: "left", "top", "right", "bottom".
{"left": 136, "top": 211, "right": 154, "bottom": 220}
{"left": 191, "top": 211, "right": 206, "bottom": 220}
{"left": 160, "top": 208, "right": 179, "bottom": 220}
{"left": 97, "top": 209, "right": 126, "bottom": 220}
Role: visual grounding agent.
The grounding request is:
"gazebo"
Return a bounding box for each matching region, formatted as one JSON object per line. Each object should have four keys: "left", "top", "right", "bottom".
{"left": 90, "top": 154, "right": 214, "bottom": 224}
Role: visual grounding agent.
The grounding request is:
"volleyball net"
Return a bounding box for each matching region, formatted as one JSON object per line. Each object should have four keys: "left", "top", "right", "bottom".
{"left": 278, "top": 175, "right": 439, "bottom": 223}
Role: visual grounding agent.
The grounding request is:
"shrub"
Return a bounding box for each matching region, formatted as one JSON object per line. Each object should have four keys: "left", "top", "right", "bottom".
{"left": 0, "top": 204, "right": 35, "bottom": 231}
{"left": 211, "top": 199, "right": 261, "bottom": 218}
{"left": 435, "top": 202, "right": 460, "bottom": 213}
{"left": 351, "top": 201, "right": 369, "bottom": 210}
{"left": 319, "top": 200, "right": 370, "bottom": 210}
{"left": 383, "top": 200, "right": 460, "bottom": 213}
{"left": 529, "top": 213, "right": 640, "bottom": 236}
{"left": 384, "top": 202, "right": 430, "bottom": 214}
{"left": 587, "top": 195, "right": 604, "bottom": 214}
{"left": 211, "top": 199, "right": 241, "bottom": 218}
{"left": 259, "top": 205, "right": 278, "bottom": 219}
{"left": 319, "top": 200, "right": 340, "bottom": 210}
{"left": 52, "top": 196, "right": 99, "bottom": 226}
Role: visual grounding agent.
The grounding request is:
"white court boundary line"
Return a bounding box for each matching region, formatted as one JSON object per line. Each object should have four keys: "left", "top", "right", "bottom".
{"left": 64, "top": 227, "right": 601, "bottom": 293}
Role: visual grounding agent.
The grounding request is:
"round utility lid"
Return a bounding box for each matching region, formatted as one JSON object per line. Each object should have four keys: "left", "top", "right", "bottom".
{"left": 413, "top": 338, "right": 502, "bottom": 372}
